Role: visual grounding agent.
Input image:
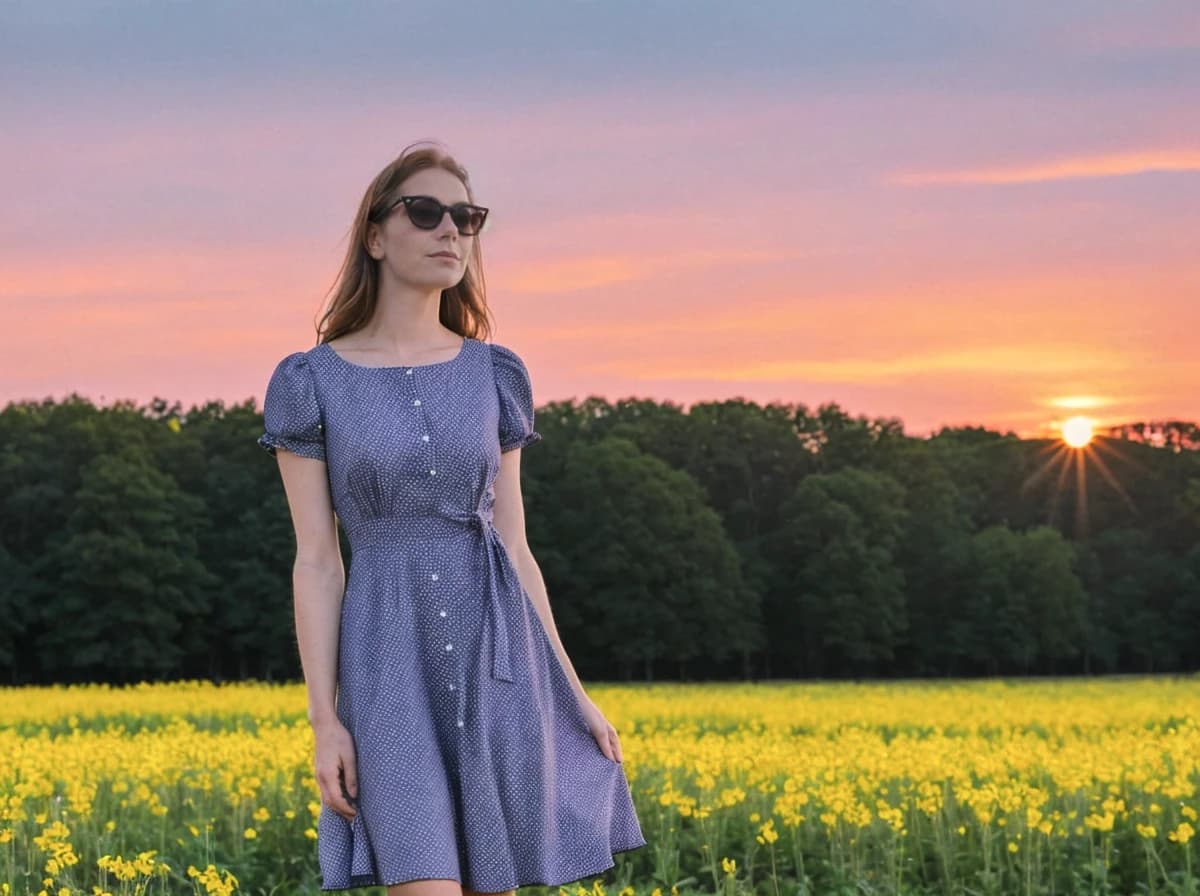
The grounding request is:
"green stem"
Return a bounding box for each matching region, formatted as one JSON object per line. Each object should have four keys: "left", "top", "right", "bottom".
{"left": 1143, "top": 841, "right": 1156, "bottom": 896}
{"left": 768, "top": 841, "right": 780, "bottom": 896}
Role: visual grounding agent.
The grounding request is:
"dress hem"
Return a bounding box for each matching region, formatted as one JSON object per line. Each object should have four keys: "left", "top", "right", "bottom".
{"left": 317, "top": 838, "right": 648, "bottom": 892}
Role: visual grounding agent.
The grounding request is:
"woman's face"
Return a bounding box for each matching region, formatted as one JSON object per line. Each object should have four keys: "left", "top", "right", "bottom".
{"left": 367, "top": 167, "right": 474, "bottom": 290}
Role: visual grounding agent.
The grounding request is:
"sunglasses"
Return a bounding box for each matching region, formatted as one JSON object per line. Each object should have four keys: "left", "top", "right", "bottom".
{"left": 377, "top": 195, "right": 490, "bottom": 236}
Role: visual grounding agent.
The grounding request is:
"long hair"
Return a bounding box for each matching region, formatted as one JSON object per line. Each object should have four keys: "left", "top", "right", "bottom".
{"left": 315, "top": 140, "right": 494, "bottom": 345}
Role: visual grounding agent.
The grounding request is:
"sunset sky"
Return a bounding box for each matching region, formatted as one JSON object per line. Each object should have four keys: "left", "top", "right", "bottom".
{"left": 3, "top": 1, "right": 1197, "bottom": 436}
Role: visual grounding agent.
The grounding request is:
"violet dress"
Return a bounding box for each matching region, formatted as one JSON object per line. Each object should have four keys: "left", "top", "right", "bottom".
{"left": 257, "top": 336, "right": 646, "bottom": 891}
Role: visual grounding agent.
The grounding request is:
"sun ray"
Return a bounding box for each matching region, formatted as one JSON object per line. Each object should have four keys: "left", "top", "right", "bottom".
{"left": 1083, "top": 440, "right": 1139, "bottom": 514}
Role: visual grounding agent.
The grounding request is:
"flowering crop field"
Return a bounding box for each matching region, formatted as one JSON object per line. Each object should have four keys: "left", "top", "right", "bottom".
{"left": 1, "top": 677, "right": 1198, "bottom": 896}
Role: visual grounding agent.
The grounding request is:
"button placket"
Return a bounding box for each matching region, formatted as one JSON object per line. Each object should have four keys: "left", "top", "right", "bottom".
{"left": 405, "top": 361, "right": 468, "bottom": 729}
{"left": 407, "top": 365, "right": 458, "bottom": 724}
{"left": 431, "top": 565, "right": 464, "bottom": 726}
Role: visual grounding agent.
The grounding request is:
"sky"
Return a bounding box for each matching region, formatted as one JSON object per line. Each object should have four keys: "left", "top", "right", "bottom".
{"left": 2, "top": 0, "right": 1197, "bottom": 437}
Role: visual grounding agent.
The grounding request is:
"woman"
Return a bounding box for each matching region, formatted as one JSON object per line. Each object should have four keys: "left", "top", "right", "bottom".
{"left": 258, "top": 141, "right": 646, "bottom": 894}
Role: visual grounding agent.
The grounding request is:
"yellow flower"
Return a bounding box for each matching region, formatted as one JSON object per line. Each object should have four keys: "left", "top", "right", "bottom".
{"left": 1168, "top": 822, "right": 1194, "bottom": 845}
{"left": 721, "top": 857, "right": 736, "bottom": 876}
{"left": 243, "top": 827, "right": 257, "bottom": 839}
{"left": 1084, "top": 811, "right": 1115, "bottom": 833}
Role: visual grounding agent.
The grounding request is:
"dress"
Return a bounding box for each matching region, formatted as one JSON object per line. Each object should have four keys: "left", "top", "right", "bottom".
{"left": 257, "top": 336, "right": 646, "bottom": 891}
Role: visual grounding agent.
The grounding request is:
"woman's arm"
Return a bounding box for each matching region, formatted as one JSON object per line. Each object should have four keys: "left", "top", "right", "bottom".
{"left": 275, "top": 449, "right": 345, "bottom": 725}
{"left": 491, "top": 449, "right": 583, "bottom": 692}
{"left": 492, "top": 448, "right": 626, "bottom": 763}
{"left": 274, "top": 449, "right": 359, "bottom": 818}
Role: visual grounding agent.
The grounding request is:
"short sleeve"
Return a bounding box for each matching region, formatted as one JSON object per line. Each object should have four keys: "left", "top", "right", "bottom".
{"left": 257, "top": 352, "right": 327, "bottom": 461}
{"left": 490, "top": 343, "right": 543, "bottom": 453}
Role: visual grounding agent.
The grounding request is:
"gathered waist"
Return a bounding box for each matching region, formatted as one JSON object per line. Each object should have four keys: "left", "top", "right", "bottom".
{"left": 345, "top": 504, "right": 495, "bottom": 550}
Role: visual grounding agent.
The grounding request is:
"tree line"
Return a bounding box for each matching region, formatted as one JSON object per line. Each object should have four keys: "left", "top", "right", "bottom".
{"left": 1, "top": 393, "right": 1197, "bottom": 685}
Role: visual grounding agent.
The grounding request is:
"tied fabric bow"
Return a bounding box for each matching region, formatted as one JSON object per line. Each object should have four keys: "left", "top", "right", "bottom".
{"left": 440, "top": 494, "right": 519, "bottom": 684}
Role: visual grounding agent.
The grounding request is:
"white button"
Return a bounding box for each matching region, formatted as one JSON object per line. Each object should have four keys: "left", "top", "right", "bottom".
{"left": 445, "top": 643, "right": 453, "bottom": 651}
{"left": 448, "top": 683, "right": 455, "bottom": 690}
{"left": 457, "top": 720, "right": 464, "bottom": 727}
{"left": 412, "top": 399, "right": 421, "bottom": 406}
{"left": 439, "top": 610, "right": 447, "bottom": 617}
{"left": 406, "top": 368, "right": 413, "bottom": 375}
{"left": 429, "top": 469, "right": 436, "bottom": 476}
{"left": 422, "top": 434, "right": 430, "bottom": 442}
{"left": 431, "top": 573, "right": 439, "bottom": 581}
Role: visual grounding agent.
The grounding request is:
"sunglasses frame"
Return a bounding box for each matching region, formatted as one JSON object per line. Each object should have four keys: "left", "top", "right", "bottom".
{"left": 376, "top": 194, "right": 490, "bottom": 236}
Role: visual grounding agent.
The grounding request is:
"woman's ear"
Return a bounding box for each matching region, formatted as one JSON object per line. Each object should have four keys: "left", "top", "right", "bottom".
{"left": 366, "top": 222, "right": 383, "bottom": 259}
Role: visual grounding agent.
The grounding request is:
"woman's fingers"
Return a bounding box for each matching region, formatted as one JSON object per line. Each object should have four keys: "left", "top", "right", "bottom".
{"left": 342, "top": 750, "right": 359, "bottom": 800}
{"left": 317, "top": 761, "right": 357, "bottom": 820}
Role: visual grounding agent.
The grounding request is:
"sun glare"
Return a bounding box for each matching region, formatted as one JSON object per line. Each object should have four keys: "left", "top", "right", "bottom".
{"left": 1062, "top": 416, "right": 1095, "bottom": 448}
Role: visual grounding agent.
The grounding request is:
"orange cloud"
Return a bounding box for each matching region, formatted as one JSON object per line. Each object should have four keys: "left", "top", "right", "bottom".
{"left": 887, "top": 149, "right": 1200, "bottom": 186}
{"left": 499, "top": 248, "right": 784, "bottom": 294}
{"left": 584, "top": 344, "right": 1131, "bottom": 384}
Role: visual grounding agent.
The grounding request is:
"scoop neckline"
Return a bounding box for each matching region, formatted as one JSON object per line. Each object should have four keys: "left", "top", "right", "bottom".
{"left": 320, "top": 336, "right": 471, "bottom": 371}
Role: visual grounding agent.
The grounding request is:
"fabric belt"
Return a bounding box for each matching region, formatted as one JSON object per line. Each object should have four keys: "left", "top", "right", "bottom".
{"left": 438, "top": 498, "right": 518, "bottom": 685}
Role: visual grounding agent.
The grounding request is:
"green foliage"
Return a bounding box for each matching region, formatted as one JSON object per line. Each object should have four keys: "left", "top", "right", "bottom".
{"left": 1, "top": 393, "right": 1198, "bottom": 684}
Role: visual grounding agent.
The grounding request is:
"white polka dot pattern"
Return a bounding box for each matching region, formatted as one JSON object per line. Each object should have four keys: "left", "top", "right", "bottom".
{"left": 258, "top": 337, "right": 646, "bottom": 891}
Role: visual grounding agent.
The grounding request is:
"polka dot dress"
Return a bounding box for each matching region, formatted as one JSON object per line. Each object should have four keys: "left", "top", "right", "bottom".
{"left": 257, "top": 336, "right": 647, "bottom": 891}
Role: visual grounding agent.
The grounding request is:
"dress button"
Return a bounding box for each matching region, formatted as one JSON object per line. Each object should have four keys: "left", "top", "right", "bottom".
{"left": 448, "top": 683, "right": 455, "bottom": 690}
{"left": 457, "top": 720, "right": 464, "bottom": 727}
{"left": 406, "top": 368, "right": 413, "bottom": 375}
{"left": 422, "top": 434, "right": 430, "bottom": 442}
{"left": 413, "top": 398, "right": 421, "bottom": 406}
{"left": 429, "top": 469, "right": 436, "bottom": 476}
{"left": 439, "top": 610, "right": 447, "bottom": 617}
{"left": 445, "top": 643, "right": 453, "bottom": 651}
{"left": 431, "top": 573, "right": 439, "bottom": 581}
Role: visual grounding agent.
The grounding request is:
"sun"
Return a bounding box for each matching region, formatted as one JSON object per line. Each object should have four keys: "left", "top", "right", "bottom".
{"left": 1025, "top": 411, "right": 1135, "bottom": 539}
{"left": 1061, "top": 415, "right": 1095, "bottom": 448}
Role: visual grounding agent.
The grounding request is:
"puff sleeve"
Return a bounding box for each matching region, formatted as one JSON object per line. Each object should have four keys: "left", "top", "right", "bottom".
{"left": 490, "top": 343, "right": 543, "bottom": 453}
{"left": 257, "top": 352, "right": 327, "bottom": 461}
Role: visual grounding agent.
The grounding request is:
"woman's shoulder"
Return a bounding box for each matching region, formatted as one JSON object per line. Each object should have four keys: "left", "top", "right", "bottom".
{"left": 262, "top": 346, "right": 333, "bottom": 408}
{"left": 276, "top": 345, "right": 319, "bottom": 365}
{"left": 487, "top": 341, "right": 532, "bottom": 376}
{"left": 266, "top": 346, "right": 317, "bottom": 376}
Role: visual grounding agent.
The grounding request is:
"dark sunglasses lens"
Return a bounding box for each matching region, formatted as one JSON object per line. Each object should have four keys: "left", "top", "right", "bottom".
{"left": 406, "top": 198, "right": 444, "bottom": 229}
{"left": 450, "top": 206, "right": 486, "bottom": 235}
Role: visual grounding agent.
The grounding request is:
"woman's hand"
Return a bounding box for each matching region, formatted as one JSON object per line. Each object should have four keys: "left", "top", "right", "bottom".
{"left": 579, "top": 696, "right": 625, "bottom": 763}
{"left": 313, "top": 718, "right": 358, "bottom": 821}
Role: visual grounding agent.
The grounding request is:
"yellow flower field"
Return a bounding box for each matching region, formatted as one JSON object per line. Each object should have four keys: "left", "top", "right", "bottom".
{"left": 1, "top": 677, "right": 1198, "bottom": 895}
